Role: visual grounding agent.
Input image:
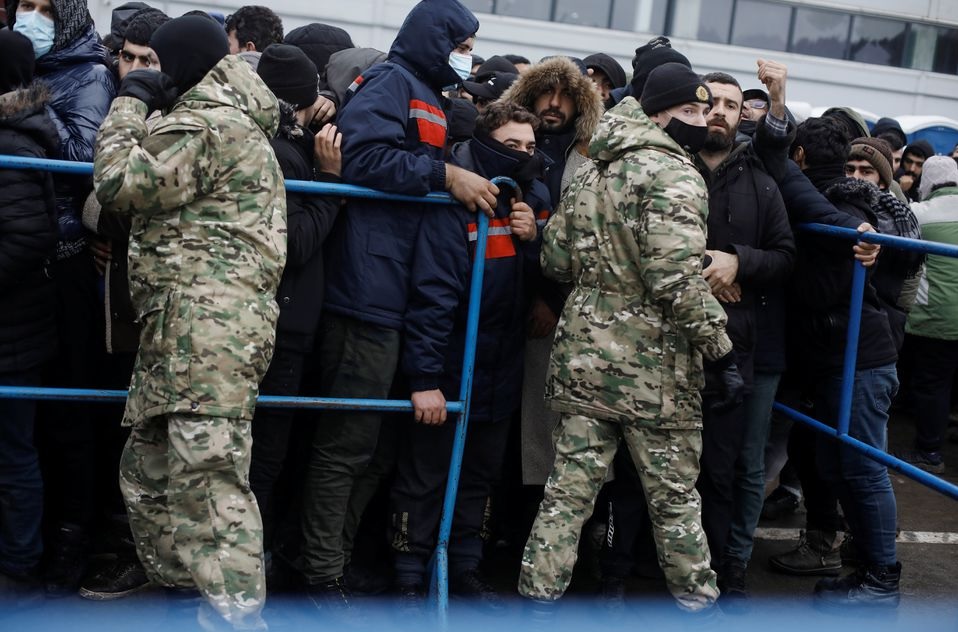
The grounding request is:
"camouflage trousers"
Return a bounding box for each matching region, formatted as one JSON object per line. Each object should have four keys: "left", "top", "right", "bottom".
{"left": 518, "top": 413, "right": 719, "bottom": 611}
{"left": 119, "top": 413, "right": 265, "bottom": 627}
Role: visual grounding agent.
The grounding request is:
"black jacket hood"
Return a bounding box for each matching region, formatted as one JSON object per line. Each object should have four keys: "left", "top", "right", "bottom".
{"left": 387, "top": 0, "right": 479, "bottom": 90}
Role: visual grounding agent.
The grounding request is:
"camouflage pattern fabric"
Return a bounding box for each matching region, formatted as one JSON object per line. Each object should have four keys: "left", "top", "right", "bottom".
{"left": 93, "top": 54, "right": 286, "bottom": 426}
{"left": 119, "top": 413, "right": 265, "bottom": 627}
{"left": 94, "top": 55, "right": 284, "bottom": 627}
{"left": 541, "top": 96, "right": 732, "bottom": 430}
{"left": 518, "top": 413, "right": 718, "bottom": 611}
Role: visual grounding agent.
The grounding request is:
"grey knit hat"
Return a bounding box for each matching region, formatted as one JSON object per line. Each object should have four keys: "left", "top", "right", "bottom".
{"left": 918, "top": 155, "right": 958, "bottom": 201}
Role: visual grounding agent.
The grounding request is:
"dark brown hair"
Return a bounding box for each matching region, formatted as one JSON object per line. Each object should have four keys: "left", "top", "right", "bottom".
{"left": 475, "top": 101, "right": 540, "bottom": 136}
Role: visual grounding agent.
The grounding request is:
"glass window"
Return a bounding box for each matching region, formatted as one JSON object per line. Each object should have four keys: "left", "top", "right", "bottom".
{"left": 458, "top": 0, "right": 494, "bottom": 13}
{"left": 790, "top": 7, "right": 849, "bottom": 59}
{"left": 933, "top": 28, "right": 958, "bottom": 74}
{"left": 493, "top": 0, "right": 552, "bottom": 21}
{"left": 670, "top": 0, "right": 733, "bottom": 44}
{"left": 730, "top": 0, "right": 790, "bottom": 52}
{"left": 555, "top": 0, "right": 612, "bottom": 28}
{"left": 849, "top": 16, "right": 907, "bottom": 66}
{"left": 906, "top": 23, "right": 942, "bottom": 71}
{"left": 611, "top": 0, "right": 668, "bottom": 34}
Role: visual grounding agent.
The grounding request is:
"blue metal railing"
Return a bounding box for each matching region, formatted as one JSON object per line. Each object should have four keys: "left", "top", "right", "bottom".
{"left": 0, "top": 154, "right": 512, "bottom": 624}
{"left": 776, "top": 223, "right": 958, "bottom": 502}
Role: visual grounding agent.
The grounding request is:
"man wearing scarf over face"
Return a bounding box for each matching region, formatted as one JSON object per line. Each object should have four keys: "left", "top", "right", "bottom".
{"left": 388, "top": 101, "right": 550, "bottom": 609}
{"left": 93, "top": 16, "right": 286, "bottom": 630}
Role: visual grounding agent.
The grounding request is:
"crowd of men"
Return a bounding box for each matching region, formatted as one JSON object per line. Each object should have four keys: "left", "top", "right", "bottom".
{"left": 1, "top": 0, "right": 958, "bottom": 629}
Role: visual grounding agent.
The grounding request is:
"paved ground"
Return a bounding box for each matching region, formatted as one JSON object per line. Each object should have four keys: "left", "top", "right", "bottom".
{"left": 2, "top": 412, "right": 955, "bottom": 631}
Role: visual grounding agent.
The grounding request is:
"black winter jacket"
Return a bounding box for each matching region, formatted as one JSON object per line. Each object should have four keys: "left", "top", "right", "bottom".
{"left": 0, "top": 83, "right": 59, "bottom": 372}
{"left": 697, "top": 140, "right": 795, "bottom": 385}
{"left": 271, "top": 106, "right": 341, "bottom": 352}
{"left": 36, "top": 25, "right": 116, "bottom": 260}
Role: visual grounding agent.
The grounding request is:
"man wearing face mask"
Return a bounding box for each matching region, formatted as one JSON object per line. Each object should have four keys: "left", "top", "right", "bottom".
{"left": 389, "top": 101, "right": 550, "bottom": 612}
{"left": 93, "top": 15, "right": 286, "bottom": 630}
{"left": 6, "top": 0, "right": 116, "bottom": 596}
{"left": 298, "top": 0, "right": 498, "bottom": 619}
{"left": 518, "top": 62, "right": 743, "bottom": 618}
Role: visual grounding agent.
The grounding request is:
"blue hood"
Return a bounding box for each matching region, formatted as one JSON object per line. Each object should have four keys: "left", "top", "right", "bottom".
{"left": 388, "top": 0, "right": 478, "bottom": 90}
{"left": 36, "top": 25, "right": 111, "bottom": 73}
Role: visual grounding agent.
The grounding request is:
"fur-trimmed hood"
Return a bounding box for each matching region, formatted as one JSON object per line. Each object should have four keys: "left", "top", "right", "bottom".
{"left": 824, "top": 176, "right": 879, "bottom": 209}
{"left": 0, "top": 82, "right": 50, "bottom": 118}
{"left": 0, "top": 82, "right": 58, "bottom": 155}
{"left": 499, "top": 56, "right": 603, "bottom": 145}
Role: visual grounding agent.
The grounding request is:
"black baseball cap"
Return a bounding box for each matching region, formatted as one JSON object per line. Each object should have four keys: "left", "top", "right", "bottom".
{"left": 462, "top": 70, "right": 519, "bottom": 101}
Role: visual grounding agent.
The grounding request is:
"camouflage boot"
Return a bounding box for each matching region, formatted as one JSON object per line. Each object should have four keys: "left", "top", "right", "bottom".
{"left": 768, "top": 530, "right": 841, "bottom": 576}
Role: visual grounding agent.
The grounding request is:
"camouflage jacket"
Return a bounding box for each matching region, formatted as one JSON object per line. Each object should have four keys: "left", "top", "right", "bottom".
{"left": 94, "top": 55, "right": 287, "bottom": 424}
{"left": 541, "top": 97, "right": 732, "bottom": 429}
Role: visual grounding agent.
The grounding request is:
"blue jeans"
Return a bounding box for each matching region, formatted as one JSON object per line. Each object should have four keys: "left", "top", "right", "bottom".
{"left": 725, "top": 371, "right": 781, "bottom": 565}
{"left": 0, "top": 368, "right": 44, "bottom": 578}
{"left": 816, "top": 365, "right": 899, "bottom": 567}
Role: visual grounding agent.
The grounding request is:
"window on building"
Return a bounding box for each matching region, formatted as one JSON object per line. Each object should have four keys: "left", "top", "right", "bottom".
{"left": 849, "top": 15, "right": 907, "bottom": 67}
{"left": 493, "top": 0, "right": 552, "bottom": 21}
{"left": 611, "top": 0, "right": 668, "bottom": 35}
{"left": 790, "top": 6, "right": 850, "bottom": 59}
{"left": 555, "top": 0, "right": 612, "bottom": 28}
{"left": 730, "top": 0, "right": 790, "bottom": 51}
{"left": 670, "top": 0, "right": 733, "bottom": 44}
{"left": 933, "top": 28, "right": 958, "bottom": 74}
{"left": 459, "top": 0, "right": 494, "bottom": 14}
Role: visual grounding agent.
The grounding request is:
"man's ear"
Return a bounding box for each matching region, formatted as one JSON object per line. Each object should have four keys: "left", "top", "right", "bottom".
{"left": 244, "top": 41, "right": 257, "bottom": 52}
{"left": 791, "top": 145, "right": 805, "bottom": 168}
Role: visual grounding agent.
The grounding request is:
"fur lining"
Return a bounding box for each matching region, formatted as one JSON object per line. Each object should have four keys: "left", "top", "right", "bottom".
{"left": 499, "top": 56, "right": 604, "bottom": 144}
{"left": 0, "top": 82, "right": 51, "bottom": 119}
{"left": 824, "top": 176, "right": 879, "bottom": 208}
{"left": 276, "top": 99, "right": 305, "bottom": 141}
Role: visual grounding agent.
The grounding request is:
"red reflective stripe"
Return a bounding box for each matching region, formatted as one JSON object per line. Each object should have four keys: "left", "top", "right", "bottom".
{"left": 485, "top": 235, "right": 516, "bottom": 259}
{"left": 416, "top": 118, "right": 446, "bottom": 148}
{"left": 410, "top": 99, "right": 444, "bottom": 119}
{"left": 537, "top": 210, "right": 550, "bottom": 220}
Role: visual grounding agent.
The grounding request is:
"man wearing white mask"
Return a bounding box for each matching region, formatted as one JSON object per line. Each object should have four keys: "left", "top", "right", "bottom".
{"left": 297, "top": 0, "right": 498, "bottom": 622}
{"left": 6, "top": 0, "right": 116, "bottom": 596}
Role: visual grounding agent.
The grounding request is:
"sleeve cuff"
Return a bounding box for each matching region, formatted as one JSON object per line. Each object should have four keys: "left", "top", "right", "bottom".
{"left": 430, "top": 160, "right": 447, "bottom": 192}
{"left": 408, "top": 373, "right": 442, "bottom": 393}
{"left": 764, "top": 112, "right": 789, "bottom": 137}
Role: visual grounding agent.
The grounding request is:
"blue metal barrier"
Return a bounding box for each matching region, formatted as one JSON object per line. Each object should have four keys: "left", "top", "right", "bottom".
{"left": 0, "top": 153, "right": 513, "bottom": 622}
{"left": 777, "top": 223, "right": 958, "bottom": 502}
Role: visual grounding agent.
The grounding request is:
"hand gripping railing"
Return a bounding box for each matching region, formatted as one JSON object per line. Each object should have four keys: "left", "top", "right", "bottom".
{"left": 0, "top": 154, "right": 512, "bottom": 625}
{"left": 775, "top": 224, "right": 958, "bottom": 502}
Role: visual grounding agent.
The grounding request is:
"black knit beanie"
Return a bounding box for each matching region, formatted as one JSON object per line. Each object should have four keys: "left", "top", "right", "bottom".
{"left": 0, "top": 29, "right": 35, "bottom": 93}
{"left": 631, "top": 37, "right": 691, "bottom": 97}
{"left": 641, "top": 62, "right": 712, "bottom": 116}
{"left": 258, "top": 44, "right": 319, "bottom": 110}
{"left": 283, "top": 22, "right": 354, "bottom": 75}
{"left": 150, "top": 16, "right": 229, "bottom": 96}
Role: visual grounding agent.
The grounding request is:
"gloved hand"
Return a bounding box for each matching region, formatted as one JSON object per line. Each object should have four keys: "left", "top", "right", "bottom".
{"left": 705, "top": 352, "right": 745, "bottom": 414}
{"left": 118, "top": 70, "right": 179, "bottom": 113}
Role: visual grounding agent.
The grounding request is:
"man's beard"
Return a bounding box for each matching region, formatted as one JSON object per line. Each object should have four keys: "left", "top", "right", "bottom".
{"left": 703, "top": 124, "right": 735, "bottom": 152}
{"left": 538, "top": 108, "right": 573, "bottom": 134}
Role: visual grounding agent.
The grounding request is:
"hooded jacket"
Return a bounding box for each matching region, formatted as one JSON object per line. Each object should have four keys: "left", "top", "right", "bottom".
{"left": 270, "top": 102, "right": 341, "bottom": 352}
{"left": 33, "top": 23, "right": 116, "bottom": 259}
{"left": 541, "top": 97, "right": 732, "bottom": 429}
{"left": 443, "top": 138, "right": 552, "bottom": 422}
{"left": 0, "top": 82, "right": 58, "bottom": 372}
{"left": 323, "top": 0, "right": 478, "bottom": 392}
{"left": 93, "top": 55, "right": 286, "bottom": 424}
{"left": 907, "top": 186, "right": 958, "bottom": 341}
{"left": 499, "top": 56, "right": 604, "bottom": 204}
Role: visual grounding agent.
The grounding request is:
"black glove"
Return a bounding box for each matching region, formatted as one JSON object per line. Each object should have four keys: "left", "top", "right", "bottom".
{"left": 118, "top": 70, "right": 179, "bottom": 113}
{"left": 705, "top": 352, "right": 745, "bottom": 414}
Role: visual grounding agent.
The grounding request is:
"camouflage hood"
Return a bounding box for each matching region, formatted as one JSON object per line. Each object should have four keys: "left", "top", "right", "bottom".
{"left": 499, "top": 55, "right": 603, "bottom": 145}
{"left": 175, "top": 54, "right": 279, "bottom": 138}
{"left": 588, "top": 96, "right": 686, "bottom": 163}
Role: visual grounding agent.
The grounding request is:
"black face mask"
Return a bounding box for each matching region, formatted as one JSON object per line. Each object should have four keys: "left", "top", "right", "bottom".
{"left": 737, "top": 119, "right": 758, "bottom": 139}
{"left": 473, "top": 133, "right": 545, "bottom": 186}
{"left": 663, "top": 117, "right": 708, "bottom": 155}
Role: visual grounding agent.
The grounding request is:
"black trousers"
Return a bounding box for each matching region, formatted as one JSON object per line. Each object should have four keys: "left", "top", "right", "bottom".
{"left": 788, "top": 419, "right": 842, "bottom": 532}
{"left": 599, "top": 447, "right": 659, "bottom": 579}
{"left": 390, "top": 414, "right": 512, "bottom": 586}
{"left": 249, "top": 345, "right": 307, "bottom": 547}
{"left": 909, "top": 335, "right": 958, "bottom": 453}
{"left": 696, "top": 399, "right": 748, "bottom": 565}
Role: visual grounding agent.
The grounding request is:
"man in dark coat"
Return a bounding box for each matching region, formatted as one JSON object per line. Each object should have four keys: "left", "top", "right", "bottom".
{"left": 7, "top": 0, "right": 117, "bottom": 595}
{"left": 0, "top": 29, "right": 58, "bottom": 602}
{"left": 252, "top": 42, "right": 343, "bottom": 553}
{"left": 298, "top": 0, "right": 497, "bottom": 617}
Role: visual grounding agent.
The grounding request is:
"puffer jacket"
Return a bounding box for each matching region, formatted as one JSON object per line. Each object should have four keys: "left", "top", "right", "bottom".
{"left": 93, "top": 55, "right": 286, "bottom": 424}
{"left": 323, "top": 0, "right": 479, "bottom": 392}
{"left": 0, "top": 83, "right": 59, "bottom": 372}
{"left": 35, "top": 24, "right": 116, "bottom": 260}
{"left": 541, "top": 97, "right": 732, "bottom": 430}
{"left": 442, "top": 137, "right": 552, "bottom": 423}
{"left": 907, "top": 186, "right": 958, "bottom": 340}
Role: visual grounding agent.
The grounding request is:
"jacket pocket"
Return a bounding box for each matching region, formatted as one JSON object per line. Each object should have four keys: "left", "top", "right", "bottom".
{"left": 365, "top": 229, "right": 413, "bottom": 314}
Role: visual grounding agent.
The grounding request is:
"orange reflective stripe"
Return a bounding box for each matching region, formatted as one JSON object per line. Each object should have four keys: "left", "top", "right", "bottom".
{"left": 409, "top": 99, "right": 447, "bottom": 148}
{"left": 467, "top": 222, "right": 517, "bottom": 259}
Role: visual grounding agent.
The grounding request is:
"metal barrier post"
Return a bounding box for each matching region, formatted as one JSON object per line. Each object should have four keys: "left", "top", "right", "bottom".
{"left": 837, "top": 261, "right": 866, "bottom": 436}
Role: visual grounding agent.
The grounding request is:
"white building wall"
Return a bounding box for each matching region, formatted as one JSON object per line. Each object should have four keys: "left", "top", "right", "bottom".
{"left": 90, "top": 0, "right": 958, "bottom": 118}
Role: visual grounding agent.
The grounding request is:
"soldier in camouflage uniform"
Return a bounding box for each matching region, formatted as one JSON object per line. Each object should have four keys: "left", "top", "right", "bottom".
{"left": 92, "top": 16, "right": 285, "bottom": 629}
{"left": 519, "top": 63, "right": 744, "bottom": 613}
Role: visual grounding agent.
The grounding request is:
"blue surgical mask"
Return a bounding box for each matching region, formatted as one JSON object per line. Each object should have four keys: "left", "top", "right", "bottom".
{"left": 14, "top": 10, "right": 56, "bottom": 58}
{"left": 448, "top": 51, "right": 472, "bottom": 83}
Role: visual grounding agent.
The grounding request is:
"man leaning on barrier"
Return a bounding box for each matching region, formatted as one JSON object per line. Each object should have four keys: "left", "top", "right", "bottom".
{"left": 92, "top": 15, "right": 286, "bottom": 630}
{"left": 518, "top": 63, "right": 744, "bottom": 618}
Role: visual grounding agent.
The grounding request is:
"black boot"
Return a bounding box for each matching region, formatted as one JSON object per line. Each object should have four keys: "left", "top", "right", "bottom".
{"left": 78, "top": 557, "right": 151, "bottom": 600}
{"left": 450, "top": 569, "right": 506, "bottom": 614}
{"left": 306, "top": 577, "right": 366, "bottom": 625}
{"left": 598, "top": 575, "right": 626, "bottom": 619}
{"left": 718, "top": 559, "right": 749, "bottom": 613}
{"left": 815, "top": 562, "right": 901, "bottom": 608}
{"left": 43, "top": 523, "right": 89, "bottom": 596}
